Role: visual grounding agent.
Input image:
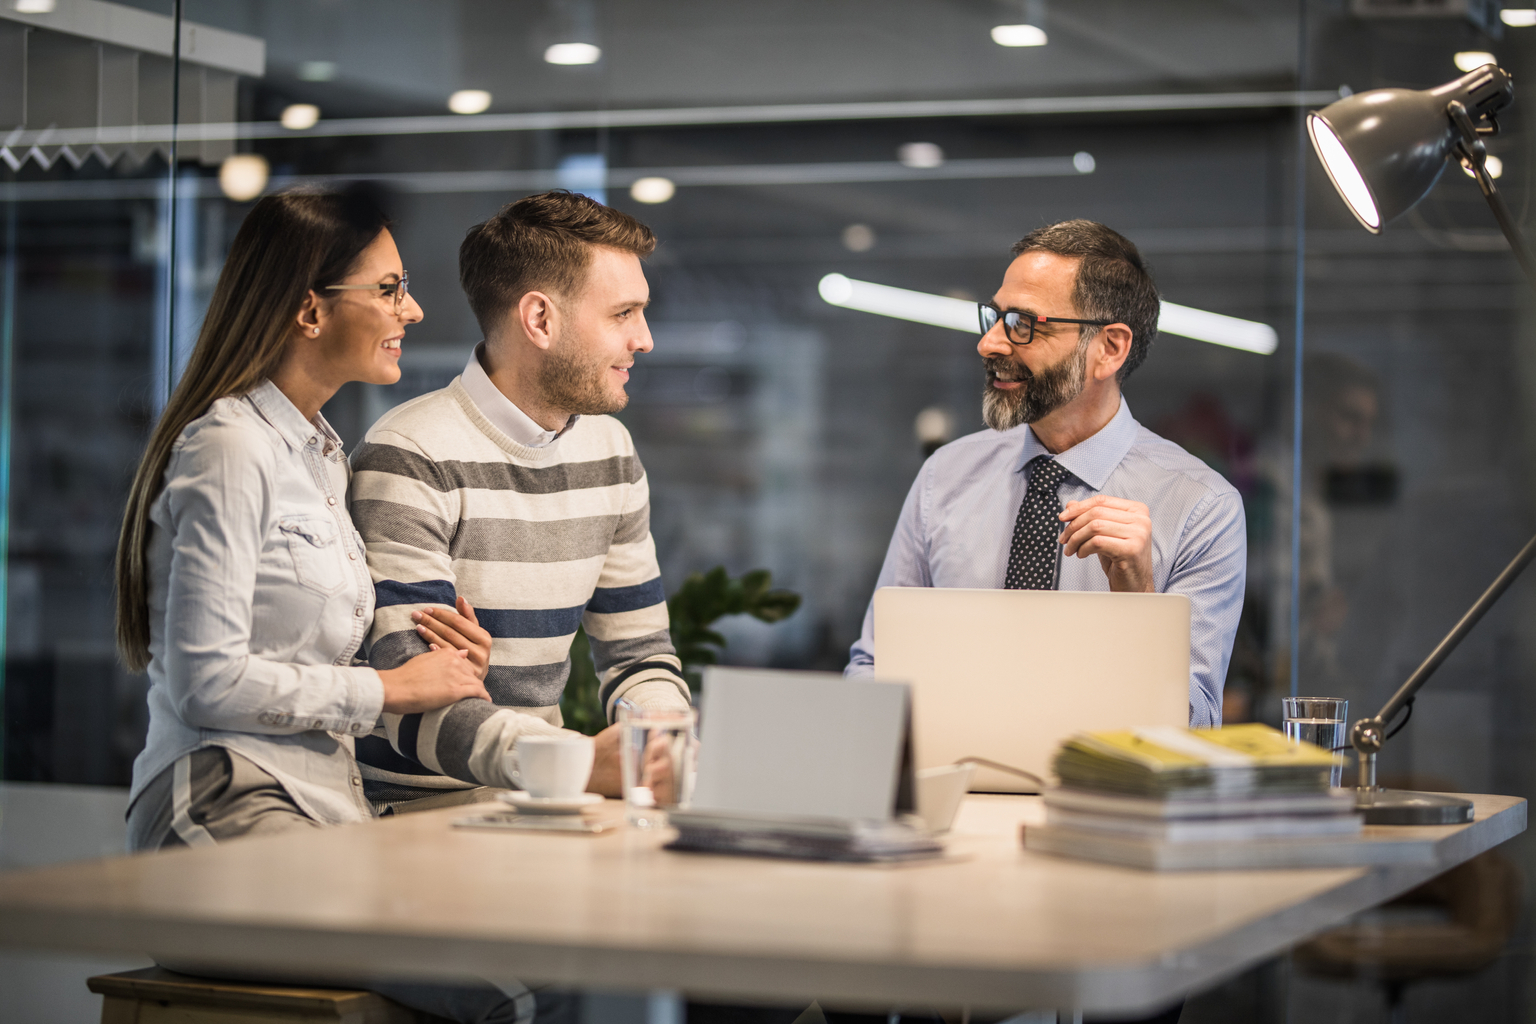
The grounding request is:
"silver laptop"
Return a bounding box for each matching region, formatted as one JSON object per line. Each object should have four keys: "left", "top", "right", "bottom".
{"left": 873, "top": 587, "right": 1190, "bottom": 792}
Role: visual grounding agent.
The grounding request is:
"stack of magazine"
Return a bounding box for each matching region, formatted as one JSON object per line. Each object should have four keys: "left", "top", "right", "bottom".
{"left": 1024, "top": 724, "right": 1367, "bottom": 870}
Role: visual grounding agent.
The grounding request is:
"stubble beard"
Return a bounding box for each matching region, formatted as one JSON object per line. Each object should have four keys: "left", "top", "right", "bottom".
{"left": 981, "top": 338, "right": 1089, "bottom": 432}
{"left": 537, "top": 338, "right": 629, "bottom": 417}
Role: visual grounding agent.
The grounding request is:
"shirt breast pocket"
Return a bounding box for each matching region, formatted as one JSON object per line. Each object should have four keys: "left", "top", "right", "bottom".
{"left": 279, "top": 515, "right": 348, "bottom": 596}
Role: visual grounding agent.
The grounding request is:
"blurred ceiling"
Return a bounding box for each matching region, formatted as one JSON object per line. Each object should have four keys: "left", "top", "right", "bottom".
{"left": 173, "top": 0, "right": 1305, "bottom": 115}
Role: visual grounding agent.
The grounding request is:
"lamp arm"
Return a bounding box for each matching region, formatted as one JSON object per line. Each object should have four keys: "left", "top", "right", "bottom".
{"left": 1448, "top": 100, "right": 1536, "bottom": 290}
{"left": 1353, "top": 106, "right": 1536, "bottom": 773}
{"left": 1373, "top": 534, "right": 1536, "bottom": 734}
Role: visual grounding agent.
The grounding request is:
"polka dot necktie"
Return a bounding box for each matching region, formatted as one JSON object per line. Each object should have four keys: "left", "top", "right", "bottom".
{"left": 1004, "top": 455, "right": 1070, "bottom": 590}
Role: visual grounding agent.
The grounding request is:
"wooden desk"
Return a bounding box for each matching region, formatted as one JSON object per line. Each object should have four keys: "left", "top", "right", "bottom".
{"left": 0, "top": 794, "right": 1523, "bottom": 1016}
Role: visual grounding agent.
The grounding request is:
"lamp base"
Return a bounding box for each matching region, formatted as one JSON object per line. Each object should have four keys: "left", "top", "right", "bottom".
{"left": 1354, "top": 788, "right": 1475, "bottom": 825}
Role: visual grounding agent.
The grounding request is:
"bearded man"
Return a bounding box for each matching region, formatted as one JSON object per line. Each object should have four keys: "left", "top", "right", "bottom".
{"left": 348, "top": 191, "right": 688, "bottom": 808}
{"left": 846, "top": 220, "right": 1246, "bottom": 727}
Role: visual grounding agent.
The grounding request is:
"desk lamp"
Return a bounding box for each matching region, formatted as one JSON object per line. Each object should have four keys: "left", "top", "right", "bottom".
{"left": 1307, "top": 64, "right": 1536, "bottom": 824}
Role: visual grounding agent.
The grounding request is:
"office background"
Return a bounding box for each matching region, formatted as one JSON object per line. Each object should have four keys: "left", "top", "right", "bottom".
{"left": 2, "top": 0, "right": 1535, "bottom": 1020}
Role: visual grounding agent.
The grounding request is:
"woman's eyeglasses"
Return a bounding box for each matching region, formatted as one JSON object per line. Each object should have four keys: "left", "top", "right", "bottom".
{"left": 325, "top": 271, "right": 410, "bottom": 315}
{"left": 978, "top": 301, "right": 1110, "bottom": 346}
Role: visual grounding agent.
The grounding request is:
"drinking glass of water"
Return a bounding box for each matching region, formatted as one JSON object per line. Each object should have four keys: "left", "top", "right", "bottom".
{"left": 1282, "top": 697, "right": 1350, "bottom": 789}
{"left": 617, "top": 704, "right": 698, "bottom": 828}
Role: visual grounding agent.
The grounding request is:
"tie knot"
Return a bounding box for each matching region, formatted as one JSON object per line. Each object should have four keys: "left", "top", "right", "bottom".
{"left": 1027, "top": 455, "right": 1069, "bottom": 489}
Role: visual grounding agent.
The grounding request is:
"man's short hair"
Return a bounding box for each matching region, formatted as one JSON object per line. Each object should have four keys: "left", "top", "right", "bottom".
{"left": 1012, "top": 220, "right": 1160, "bottom": 382}
{"left": 459, "top": 190, "right": 657, "bottom": 337}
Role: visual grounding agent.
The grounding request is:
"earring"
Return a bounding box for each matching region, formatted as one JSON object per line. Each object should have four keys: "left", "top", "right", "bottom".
{"left": 312, "top": 327, "right": 320, "bottom": 336}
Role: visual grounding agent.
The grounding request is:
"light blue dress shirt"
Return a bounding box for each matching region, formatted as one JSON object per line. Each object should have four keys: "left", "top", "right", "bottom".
{"left": 846, "top": 397, "right": 1246, "bottom": 727}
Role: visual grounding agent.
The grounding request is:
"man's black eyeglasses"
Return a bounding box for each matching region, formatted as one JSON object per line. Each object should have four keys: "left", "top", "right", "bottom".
{"left": 978, "top": 302, "right": 1111, "bottom": 346}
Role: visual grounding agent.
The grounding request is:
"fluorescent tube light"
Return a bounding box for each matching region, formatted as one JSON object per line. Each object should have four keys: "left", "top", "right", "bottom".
{"left": 817, "top": 274, "right": 1278, "bottom": 355}
{"left": 818, "top": 274, "right": 977, "bottom": 331}
{"left": 1502, "top": 9, "right": 1536, "bottom": 26}
{"left": 1157, "top": 301, "right": 1278, "bottom": 355}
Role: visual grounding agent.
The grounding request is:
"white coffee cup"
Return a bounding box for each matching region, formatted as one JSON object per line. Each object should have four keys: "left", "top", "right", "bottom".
{"left": 512, "top": 735, "right": 594, "bottom": 799}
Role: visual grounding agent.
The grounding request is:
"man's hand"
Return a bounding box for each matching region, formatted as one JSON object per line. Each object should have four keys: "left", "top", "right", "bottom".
{"left": 377, "top": 647, "right": 490, "bottom": 715}
{"left": 413, "top": 597, "right": 493, "bottom": 680}
{"left": 586, "top": 723, "right": 624, "bottom": 797}
{"left": 1059, "top": 495, "right": 1154, "bottom": 593}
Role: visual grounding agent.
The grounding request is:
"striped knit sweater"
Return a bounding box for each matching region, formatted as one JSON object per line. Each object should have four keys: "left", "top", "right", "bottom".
{"left": 348, "top": 376, "right": 689, "bottom": 803}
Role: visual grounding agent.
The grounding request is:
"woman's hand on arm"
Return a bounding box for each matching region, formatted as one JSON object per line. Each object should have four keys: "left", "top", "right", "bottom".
{"left": 412, "top": 597, "right": 493, "bottom": 680}
{"left": 377, "top": 646, "right": 491, "bottom": 715}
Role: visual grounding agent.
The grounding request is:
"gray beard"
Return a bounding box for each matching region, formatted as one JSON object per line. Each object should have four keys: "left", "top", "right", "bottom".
{"left": 537, "top": 338, "right": 629, "bottom": 417}
{"left": 981, "top": 343, "right": 1088, "bottom": 432}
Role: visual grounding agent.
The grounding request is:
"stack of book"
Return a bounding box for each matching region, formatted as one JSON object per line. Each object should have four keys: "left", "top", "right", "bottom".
{"left": 1023, "top": 724, "right": 1369, "bottom": 870}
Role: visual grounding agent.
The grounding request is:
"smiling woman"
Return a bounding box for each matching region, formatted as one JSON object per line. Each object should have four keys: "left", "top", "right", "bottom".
{"left": 113, "top": 185, "right": 489, "bottom": 854}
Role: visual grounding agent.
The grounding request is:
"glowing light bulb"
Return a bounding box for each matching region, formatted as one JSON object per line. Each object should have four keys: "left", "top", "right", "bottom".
{"left": 218, "top": 154, "right": 269, "bottom": 202}
{"left": 629, "top": 177, "right": 676, "bottom": 203}
{"left": 280, "top": 104, "right": 320, "bottom": 130}
{"left": 545, "top": 43, "right": 601, "bottom": 65}
{"left": 991, "top": 24, "right": 1047, "bottom": 47}
{"left": 448, "top": 90, "right": 492, "bottom": 115}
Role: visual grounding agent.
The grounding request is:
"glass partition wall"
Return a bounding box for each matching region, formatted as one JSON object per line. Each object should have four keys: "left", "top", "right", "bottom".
{"left": 4, "top": 0, "right": 1535, "bottom": 1018}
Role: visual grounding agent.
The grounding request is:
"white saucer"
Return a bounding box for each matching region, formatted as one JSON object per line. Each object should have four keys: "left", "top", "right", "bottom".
{"left": 498, "top": 791, "right": 604, "bottom": 815}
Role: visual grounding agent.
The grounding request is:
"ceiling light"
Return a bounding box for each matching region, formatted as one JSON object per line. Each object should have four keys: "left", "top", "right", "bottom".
{"left": 298, "top": 61, "right": 336, "bottom": 82}
{"left": 1502, "top": 9, "right": 1536, "bottom": 26}
{"left": 991, "top": 24, "right": 1048, "bottom": 47}
{"left": 629, "top": 177, "right": 675, "bottom": 203}
{"left": 1073, "top": 151, "right": 1096, "bottom": 173}
{"left": 1454, "top": 51, "right": 1496, "bottom": 73}
{"left": 448, "top": 90, "right": 492, "bottom": 115}
{"left": 218, "top": 154, "right": 269, "bottom": 202}
{"left": 13, "top": 0, "right": 55, "bottom": 12}
{"left": 545, "top": 43, "right": 601, "bottom": 65}
{"left": 818, "top": 274, "right": 976, "bottom": 330}
{"left": 1156, "top": 302, "right": 1278, "bottom": 355}
{"left": 817, "top": 273, "right": 1277, "bottom": 354}
{"left": 279, "top": 103, "right": 320, "bottom": 130}
{"left": 898, "top": 142, "right": 944, "bottom": 169}
{"left": 842, "top": 224, "right": 876, "bottom": 252}
{"left": 1463, "top": 154, "right": 1503, "bottom": 179}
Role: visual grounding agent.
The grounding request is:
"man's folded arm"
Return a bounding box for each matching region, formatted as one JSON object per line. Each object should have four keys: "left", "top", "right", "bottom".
{"left": 378, "top": 700, "right": 570, "bottom": 789}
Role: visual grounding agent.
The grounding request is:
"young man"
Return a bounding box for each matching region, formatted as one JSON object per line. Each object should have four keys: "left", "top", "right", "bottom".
{"left": 348, "top": 191, "right": 689, "bottom": 807}
{"left": 846, "top": 220, "right": 1246, "bottom": 728}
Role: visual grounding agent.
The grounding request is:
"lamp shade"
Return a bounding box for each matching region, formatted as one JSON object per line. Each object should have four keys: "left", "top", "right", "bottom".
{"left": 1307, "top": 65, "right": 1514, "bottom": 233}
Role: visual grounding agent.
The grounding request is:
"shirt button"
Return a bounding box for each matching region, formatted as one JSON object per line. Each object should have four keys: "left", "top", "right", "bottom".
{"left": 352, "top": 777, "right": 363, "bottom": 787}
{"left": 355, "top": 608, "right": 365, "bottom": 617}
{"left": 348, "top": 551, "right": 357, "bottom": 560}
{"left": 328, "top": 496, "right": 337, "bottom": 506}
{"left": 311, "top": 719, "right": 324, "bottom": 728}
{"left": 308, "top": 436, "right": 317, "bottom": 445}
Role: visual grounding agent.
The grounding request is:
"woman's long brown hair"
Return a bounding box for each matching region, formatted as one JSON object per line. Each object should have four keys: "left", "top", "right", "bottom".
{"left": 114, "top": 187, "right": 389, "bottom": 671}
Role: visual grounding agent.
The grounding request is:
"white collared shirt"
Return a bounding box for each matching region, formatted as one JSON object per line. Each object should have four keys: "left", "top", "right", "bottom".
{"left": 132, "top": 380, "right": 384, "bottom": 826}
{"left": 460, "top": 343, "right": 576, "bottom": 448}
